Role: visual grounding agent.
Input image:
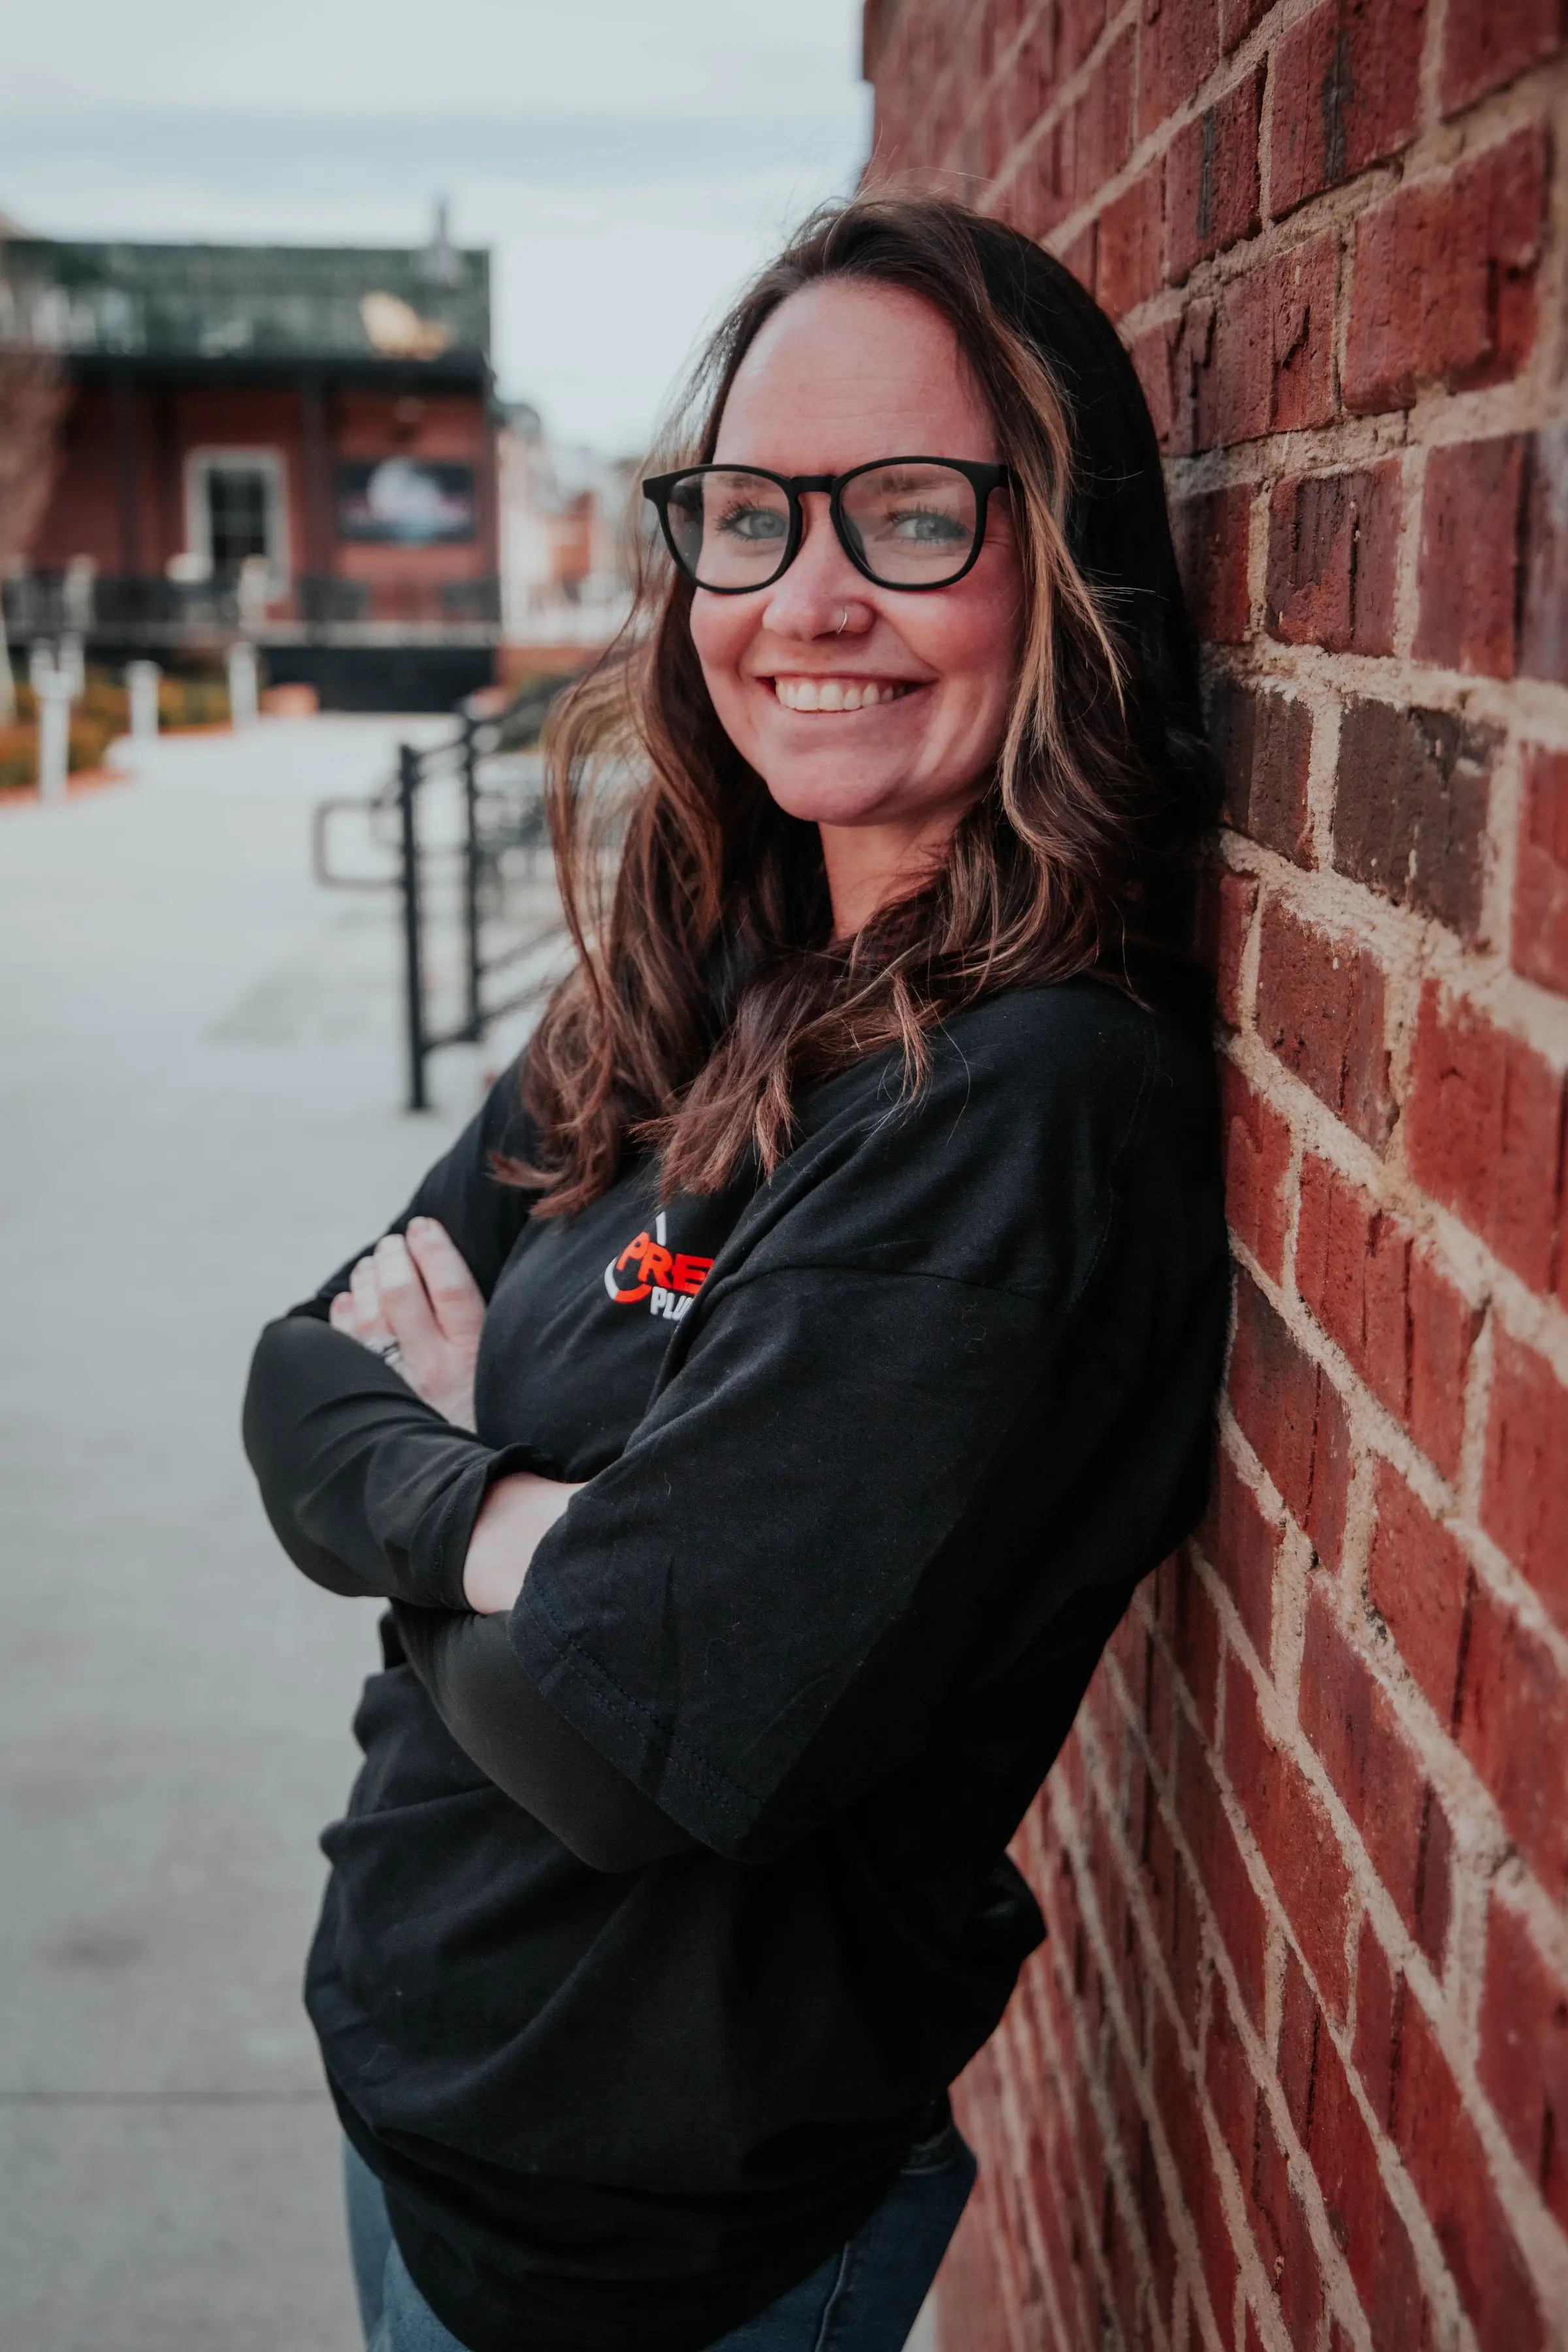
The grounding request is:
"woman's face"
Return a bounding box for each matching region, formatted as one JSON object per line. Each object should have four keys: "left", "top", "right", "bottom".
{"left": 689, "top": 280, "right": 1024, "bottom": 860}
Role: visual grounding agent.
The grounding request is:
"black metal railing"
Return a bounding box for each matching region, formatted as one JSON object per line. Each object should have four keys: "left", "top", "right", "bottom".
{"left": 3, "top": 570, "right": 502, "bottom": 641}
{"left": 314, "top": 710, "right": 565, "bottom": 1110}
{"left": 3, "top": 571, "right": 243, "bottom": 634}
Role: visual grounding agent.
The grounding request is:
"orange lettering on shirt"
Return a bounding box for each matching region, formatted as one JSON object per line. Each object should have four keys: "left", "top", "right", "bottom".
{"left": 644, "top": 1245, "right": 674, "bottom": 1288}
{"left": 672, "top": 1254, "right": 713, "bottom": 1296}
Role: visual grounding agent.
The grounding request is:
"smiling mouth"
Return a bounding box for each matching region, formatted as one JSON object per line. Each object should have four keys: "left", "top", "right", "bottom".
{"left": 770, "top": 676, "right": 919, "bottom": 713}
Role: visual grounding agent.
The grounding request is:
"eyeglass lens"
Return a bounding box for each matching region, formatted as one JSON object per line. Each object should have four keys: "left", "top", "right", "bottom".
{"left": 664, "top": 465, "right": 982, "bottom": 591}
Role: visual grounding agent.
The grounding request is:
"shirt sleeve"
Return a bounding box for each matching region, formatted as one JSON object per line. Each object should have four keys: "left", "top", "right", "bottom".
{"left": 241, "top": 1315, "right": 538, "bottom": 1610}
{"left": 391, "top": 1608, "right": 694, "bottom": 1871}
{"left": 242, "top": 1055, "right": 544, "bottom": 1603}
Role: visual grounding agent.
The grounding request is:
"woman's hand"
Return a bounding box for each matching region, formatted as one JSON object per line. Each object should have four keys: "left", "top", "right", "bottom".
{"left": 464, "top": 1472, "right": 585, "bottom": 1614}
{"left": 329, "top": 1217, "right": 485, "bottom": 1431}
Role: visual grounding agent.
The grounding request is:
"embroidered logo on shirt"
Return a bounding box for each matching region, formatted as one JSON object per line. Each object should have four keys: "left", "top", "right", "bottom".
{"left": 604, "top": 1212, "right": 713, "bottom": 1322}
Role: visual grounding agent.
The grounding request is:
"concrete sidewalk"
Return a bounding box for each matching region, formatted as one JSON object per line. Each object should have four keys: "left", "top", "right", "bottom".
{"left": 0, "top": 719, "right": 486, "bottom": 2351}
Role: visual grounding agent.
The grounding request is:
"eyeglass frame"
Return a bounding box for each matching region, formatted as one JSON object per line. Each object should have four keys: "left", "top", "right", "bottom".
{"left": 642, "top": 456, "right": 1015, "bottom": 595}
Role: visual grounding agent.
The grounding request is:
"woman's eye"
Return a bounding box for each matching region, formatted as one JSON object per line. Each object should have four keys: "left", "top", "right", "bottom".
{"left": 716, "top": 503, "right": 787, "bottom": 543}
{"left": 885, "top": 506, "right": 968, "bottom": 545}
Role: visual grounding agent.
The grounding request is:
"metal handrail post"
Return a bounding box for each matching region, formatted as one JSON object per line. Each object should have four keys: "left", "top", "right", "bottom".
{"left": 460, "top": 713, "right": 483, "bottom": 1041}
{"left": 398, "top": 743, "right": 429, "bottom": 1112}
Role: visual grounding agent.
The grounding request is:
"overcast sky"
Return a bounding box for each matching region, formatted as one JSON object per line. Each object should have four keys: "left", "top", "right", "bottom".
{"left": 0, "top": 0, "right": 872, "bottom": 455}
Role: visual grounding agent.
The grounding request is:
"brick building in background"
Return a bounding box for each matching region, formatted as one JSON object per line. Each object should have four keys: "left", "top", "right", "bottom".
{"left": 1, "top": 227, "right": 500, "bottom": 709}
{"left": 862, "top": 2, "right": 1568, "bottom": 2347}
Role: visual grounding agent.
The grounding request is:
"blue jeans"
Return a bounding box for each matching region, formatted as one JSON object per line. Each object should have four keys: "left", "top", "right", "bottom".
{"left": 344, "top": 2123, "right": 975, "bottom": 2352}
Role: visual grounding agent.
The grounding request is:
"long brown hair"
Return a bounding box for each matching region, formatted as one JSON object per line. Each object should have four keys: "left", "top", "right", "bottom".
{"left": 517, "top": 193, "right": 1210, "bottom": 1217}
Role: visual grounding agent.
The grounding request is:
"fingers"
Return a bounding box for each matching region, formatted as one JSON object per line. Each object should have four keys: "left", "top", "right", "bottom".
{"left": 404, "top": 1218, "right": 485, "bottom": 1345}
{"left": 331, "top": 1260, "right": 393, "bottom": 1347}
{"left": 371, "top": 1232, "right": 442, "bottom": 1358}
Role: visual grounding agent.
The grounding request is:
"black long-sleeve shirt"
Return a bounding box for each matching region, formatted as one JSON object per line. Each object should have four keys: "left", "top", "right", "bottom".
{"left": 242, "top": 979, "right": 1228, "bottom": 2352}
{"left": 244, "top": 1318, "right": 691, "bottom": 1867}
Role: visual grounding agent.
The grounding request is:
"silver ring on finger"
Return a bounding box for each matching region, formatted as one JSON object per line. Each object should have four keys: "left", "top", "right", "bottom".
{"left": 368, "top": 1336, "right": 404, "bottom": 1369}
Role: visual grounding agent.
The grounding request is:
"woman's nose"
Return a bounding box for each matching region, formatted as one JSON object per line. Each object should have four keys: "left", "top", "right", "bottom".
{"left": 759, "top": 495, "right": 872, "bottom": 640}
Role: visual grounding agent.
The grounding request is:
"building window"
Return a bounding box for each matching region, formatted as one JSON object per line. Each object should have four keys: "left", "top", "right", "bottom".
{"left": 208, "top": 466, "right": 271, "bottom": 566}
{"left": 184, "top": 448, "right": 290, "bottom": 589}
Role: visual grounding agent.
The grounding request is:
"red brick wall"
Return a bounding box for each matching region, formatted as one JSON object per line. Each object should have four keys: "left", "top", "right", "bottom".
{"left": 862, "top": 4, "right": 1568, "bottom": 2346}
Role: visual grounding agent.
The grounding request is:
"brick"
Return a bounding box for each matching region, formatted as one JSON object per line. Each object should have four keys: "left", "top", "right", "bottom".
{"left": 1391, "top": 1988, "right": 1547, "bottom": 2349}
{"left": 1514, "top": 745, "right": 1568, "bottom": 991}
{"left": 1096, "top": 162, "right": 1164, "bottom": 318}
{"left": 1482, "top": 1330, "right": 1568, "bottom": 1630}
{"left": 1204, "top": 1965, "right": 1257, "bottom": 2182}
{"left": 1478, "top": 1890, "right": 1568, "bottom": 2234}
{"left": 1085, "top": 1786, "right": 1141, "bottom": 2030}
{"left": 1295, "top": 1154, "right": 1411, "bottom": 1419}
{"left": 1066, "top": 28, "right": 1134, "bottom": 205}
{"left": 1367, "top": 1462, "right": 1471, "bottom": 1723}
{"left": 1456, "top": 1573, "right": 1568, "bottom": 1897}
{"left": 1203, "top": 863, "right": 1257, "bottom": 1026}
{"left": 1407, "top": 1249, "right": 1481, "bottom": 1484}
{"left": 1171, "top": 482, "right": 1251, "bottom": 642}
{"left": 1299, "top": 1584, "right": 1453, "bottom": 1963}
{"left": 1166, "top": 67, "right": 1262, "bottom": 287}
{"left": 1256, "top": 898, "right": 1394, "bottom": 1151}
{"left": 1159, "top": 299, "right": 1214, "bottom": 457}
{"left": 1152, "top": 2005, "right": 1241, "bottom": 2336}
{"left": 1137, "top": 0, "right": 1218, "bottom": 139}
{"left": 1129, "top": 318, "right": 1177, "bottom": 449}
{"left": 1278, "top": 1944, "right": 1319, "bottom": 2141}
{"left": 1174, "top": 1714, "right": 1269, "bottom": 2027}
{"left": 1220, "top": 1058, "right": 1293, "bottom": 1279}
{"left": 1520, "top": 423, "right": 1568, "bottom": 685}
{"left": 1266, "top": 463, "right": 1401, "bottom": 654}
{"left": 1220, "top": 0, "right": 1270, "bottom": 50}
{"left": 1347, "top": 131, "right": 1548, "bottom": 413}
{"left": 1271, "top": 0, "right": 1426, "bottom": 218}
{"left": 1225, "top": 1650, "right": 1354, "bottom": 2016}
{"left": 1198, "top": 1443, "right": 1281, "bottom": 1662}
{"left": 1229, "top": 1272, "right": 1352, "bottom": 1568}
{"left": 1019, "top": 120, "right": 1070, "bottom": 238}
{"left": 1248, "top": 2095, "right": 1328, "bottom": 2349}
{"left": 1168, "top": 1550, "right": 1223, "bottom": 1737}
{"left": 1147, "top": 1614, "right": 1178, "bottom": 1779}
{"left": 1136, "top": 2114, "right": 1181, "bottom": 2333}
{"left": 1280, "top": 1955, "right": 1429, "bottom": 2344}
{"left": 1441, "top": 0, "right": 1568, "bottom": 112}
{"left": 1142, "top": 1776, "right": 1205, "bottom": 2033}
{"left": 1060, "top": 0, "right": 1108, "bottom": 76}
{"left": 1209, "top": 673, "right": 1313, "bottom": 866}
{"left": 1352, "top": 1916, "right": 1401, "bottom": 2123}
{"left": 1332, "top": 699, "right": 1497, "bottom": 939}
{"left": 1187, "top": 235, "right": 1338, "bottom": 449}
{"left": 1056, "top": 221, "right": 1096, "bottom": 293}
{"left": 1414, "top": 435, "right": 1527, "bottom": 678}
{"left": 1404, "top": 983, "right": 1565, "bottom": 1294}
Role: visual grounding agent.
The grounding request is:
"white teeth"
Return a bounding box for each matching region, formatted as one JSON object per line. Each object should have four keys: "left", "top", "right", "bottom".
{"left": 772, "top": 677, "right": 910, "bottom": 711}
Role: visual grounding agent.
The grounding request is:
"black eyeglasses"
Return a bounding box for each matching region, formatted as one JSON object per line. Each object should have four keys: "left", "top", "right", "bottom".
{"left": 642, "top": 457, "right": 1013, "bottom": 594}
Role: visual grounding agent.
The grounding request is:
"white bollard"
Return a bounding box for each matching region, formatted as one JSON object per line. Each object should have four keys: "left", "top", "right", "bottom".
{"left": 37, "top": 672, "right": 73, "bottom": 805}
{"left": 227, "top": 640, "right": 259, "bottom": 729}
{"left": 57, "top": 632, "right": 86, "bottom": 701}
{"left": 29, "top": 640, "right": 55, "bottom": 694}
{"left": 127, "top": 660, "right": 161, "bottom": 742}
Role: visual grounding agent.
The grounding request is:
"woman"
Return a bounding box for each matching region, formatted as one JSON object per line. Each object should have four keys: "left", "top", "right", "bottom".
{"left": 244, "top": 194, "right": 1228, "bottom": 2352}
